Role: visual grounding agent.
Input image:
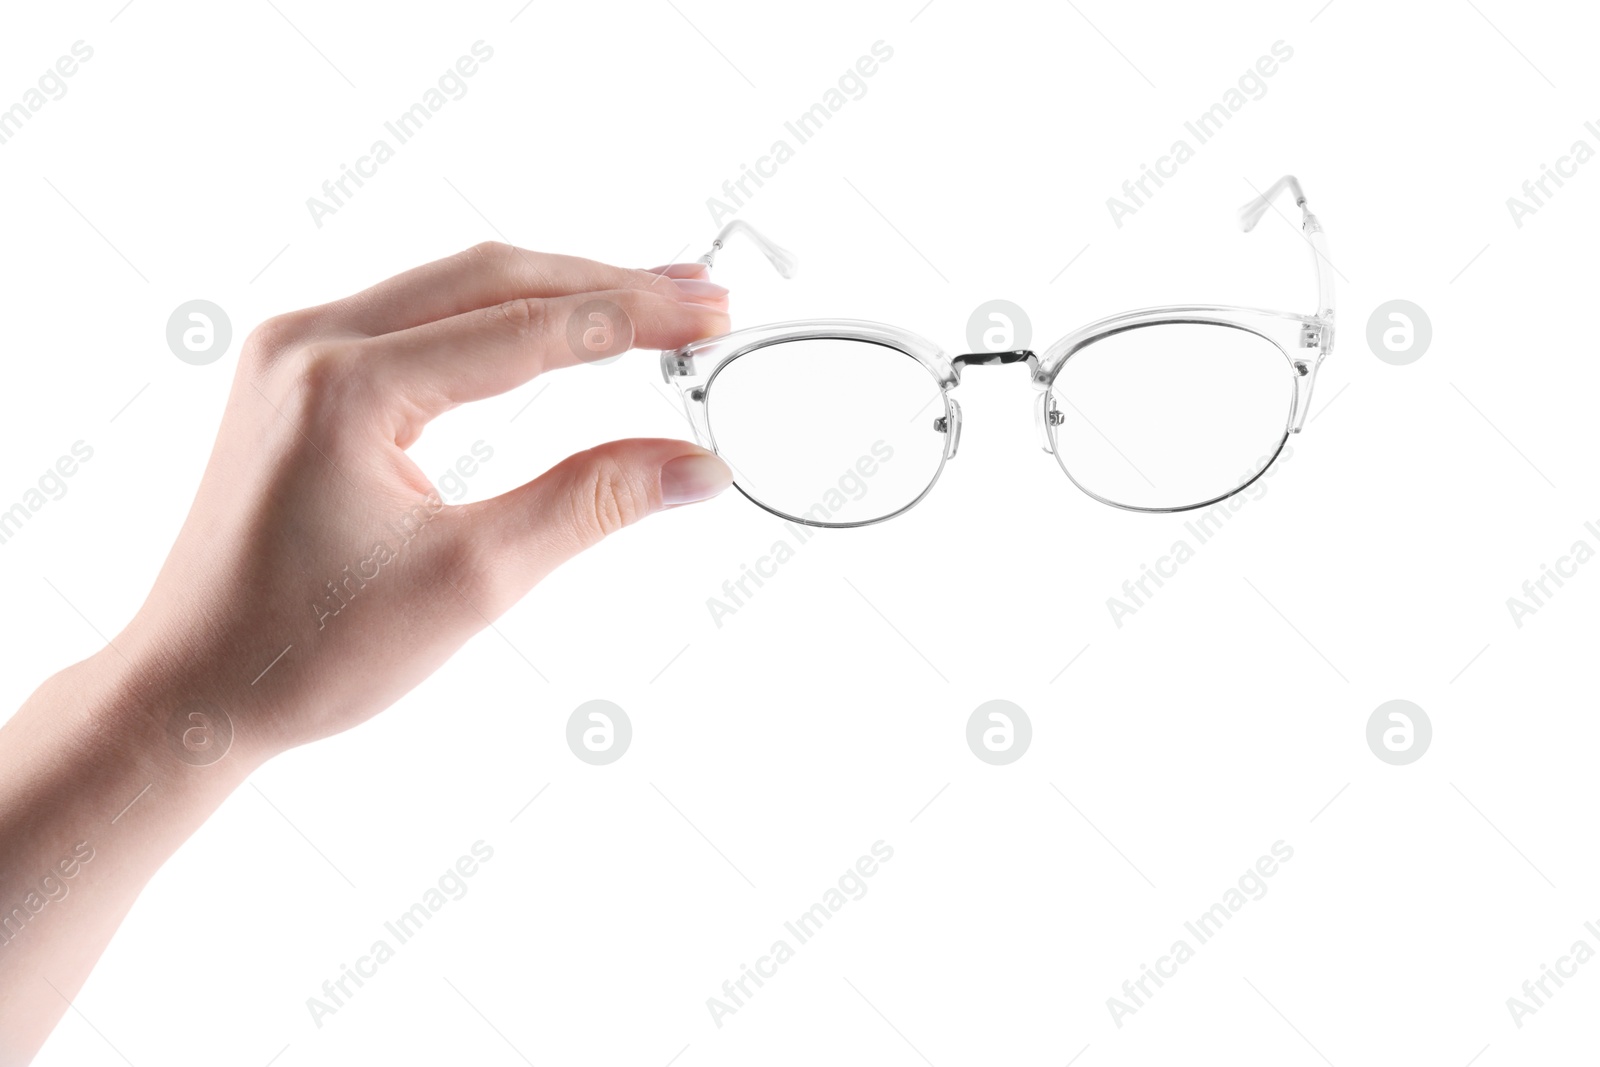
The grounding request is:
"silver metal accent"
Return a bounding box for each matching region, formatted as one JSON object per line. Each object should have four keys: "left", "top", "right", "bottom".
{"left": 696, "top": 239, "right": 725, "bottom": 269}
{"left": 696, "top": 221, "right": 798, "bottom": 278}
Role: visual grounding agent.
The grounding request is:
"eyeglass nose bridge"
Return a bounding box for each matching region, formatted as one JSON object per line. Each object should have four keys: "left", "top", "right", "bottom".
{"left": 951, "top": 349, "right": 1038, "bottom": 373}
{"left": 946, "top": 350, "right": 1059, "bottom": 456}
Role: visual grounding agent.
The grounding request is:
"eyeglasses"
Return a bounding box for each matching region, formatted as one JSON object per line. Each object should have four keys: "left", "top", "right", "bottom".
{"left": 661, "top": 175, "right": 1335, "bottom": 527}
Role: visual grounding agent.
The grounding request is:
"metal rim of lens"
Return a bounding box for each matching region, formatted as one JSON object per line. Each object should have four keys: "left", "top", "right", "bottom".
{"left": 1046, "top": 323, "right": 1297, "bottom": 513}
{"left": 704, "top": 338, "right": 952, "bottom": 528}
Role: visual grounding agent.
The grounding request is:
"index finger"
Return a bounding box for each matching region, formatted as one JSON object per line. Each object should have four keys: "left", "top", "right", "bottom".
{"left": 319, "top": 242, "right": 709, "bottom": 336}
{"left": 363, "top": 286, "right": 730, "bottom": 426}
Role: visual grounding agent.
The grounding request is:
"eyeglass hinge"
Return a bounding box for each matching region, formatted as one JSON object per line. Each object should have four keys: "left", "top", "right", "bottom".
{"left": 1299, "top": 324, "right": 1322, "bottom": 349}
{"left": 665, "top": 354, "right": 694, "bottom": 376}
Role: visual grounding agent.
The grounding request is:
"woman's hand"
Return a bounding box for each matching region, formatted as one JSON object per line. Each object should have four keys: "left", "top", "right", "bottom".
{"left": 0, "top": 243, "right": 732, "bottom": 1064}
{"left": 136, "top": 241, "right": 733, "bottom": 757}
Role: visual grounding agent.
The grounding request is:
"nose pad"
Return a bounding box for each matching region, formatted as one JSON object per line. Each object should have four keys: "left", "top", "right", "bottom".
{"left": 934, "top": 396, "right": 963, "bottom": 459}
{"left": 1033, "top": 391, "right": 1059, "bottom": 454}
{"left": 1289, "top": 358, "right": 1316, "bottom": 433}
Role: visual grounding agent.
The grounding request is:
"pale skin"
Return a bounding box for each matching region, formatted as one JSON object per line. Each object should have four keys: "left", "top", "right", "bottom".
{"left": 0, "top": 243, "right": 734, "bottom": 1064}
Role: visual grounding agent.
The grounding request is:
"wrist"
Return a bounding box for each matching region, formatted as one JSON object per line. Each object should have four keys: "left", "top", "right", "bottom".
{"left": 0, "top": 640, "right": 268, "bottom": 1055}
{"left": 46, "top": 642, "right": 273, "bottom": 804}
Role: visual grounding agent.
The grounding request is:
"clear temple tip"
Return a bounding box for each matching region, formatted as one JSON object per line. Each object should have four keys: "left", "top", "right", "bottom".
{"left": 1237, "top": 174, "right": 1306, "bottom": 232}
{"left": 698, "top": 219, "right": 798, "bottom": 278}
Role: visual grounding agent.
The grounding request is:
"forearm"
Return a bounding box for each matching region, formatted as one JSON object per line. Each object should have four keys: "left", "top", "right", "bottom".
{"left": 0, "top": 646, "right": 261, "bottom": 1066}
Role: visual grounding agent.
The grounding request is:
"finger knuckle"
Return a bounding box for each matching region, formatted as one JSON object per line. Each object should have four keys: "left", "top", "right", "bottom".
{"left": 462, "top": 240, "right": 514, "bottom": 269}
{"left": 575, "top": 454, "right": 649, "bottom": 539}
{"left": 242, "top": 311, "right": 316, "bottom": 366}
{"left": 280, "top": 341, "right": 363, "bottom": 419}
{"left": 486, "top": 296, "right": 548, "bottom": 341}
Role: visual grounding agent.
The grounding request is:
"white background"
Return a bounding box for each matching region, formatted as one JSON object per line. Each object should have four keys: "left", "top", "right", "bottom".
{"left": 2, "top": 1, "right": 1597, "bottom": 1064}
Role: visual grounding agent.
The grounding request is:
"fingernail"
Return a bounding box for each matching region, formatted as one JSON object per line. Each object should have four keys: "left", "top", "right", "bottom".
{"left": 671, "top": 278, "right": 729, "bottom": 305}
{"left": 660, "top": 452, "right": 733, "bottom": 506}
{"left": 647, "top": 262, "right": 710, "bottom": 278}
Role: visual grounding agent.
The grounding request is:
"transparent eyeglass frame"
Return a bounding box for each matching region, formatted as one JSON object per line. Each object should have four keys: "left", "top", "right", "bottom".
{"left": 661, "top": 177, "right": 1336, "bottom": 526}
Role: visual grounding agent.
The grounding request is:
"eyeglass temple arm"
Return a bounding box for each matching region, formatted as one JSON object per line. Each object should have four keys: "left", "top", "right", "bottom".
{"left": 661, "top": 221, "right": 797, "bottom": 383}
{"left": 1237, "top": 175, "right": 1335, "bottom": 323}
{"left": 697, "top": 220, "right": 799, "bottom": 278}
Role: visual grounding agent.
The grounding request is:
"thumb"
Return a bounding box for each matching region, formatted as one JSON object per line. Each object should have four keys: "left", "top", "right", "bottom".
{"left": 465, "top": 438, "right": 733, "bottom": 591}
